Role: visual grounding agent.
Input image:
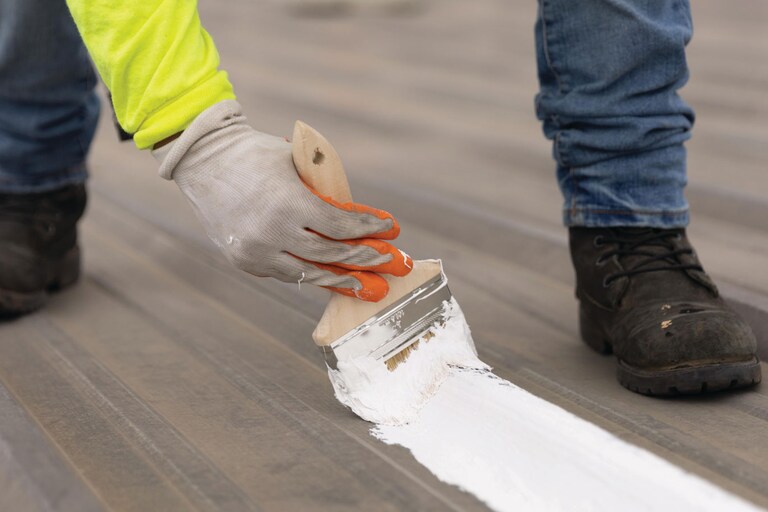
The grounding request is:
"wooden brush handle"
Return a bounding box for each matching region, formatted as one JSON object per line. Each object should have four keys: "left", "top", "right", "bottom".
{"left": 291, "top": 121, "right": 443, "bottom": 348}
{"left": 292, "top": 121, "right": 353, "bottom": 203}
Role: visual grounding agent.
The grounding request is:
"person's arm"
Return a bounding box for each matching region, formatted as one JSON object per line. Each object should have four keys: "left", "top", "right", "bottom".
{"left": 65, "top": 0, "right": 235, "bottom": 149}
{"left": 63, "top": 2, "right": 413, "bottom": 301}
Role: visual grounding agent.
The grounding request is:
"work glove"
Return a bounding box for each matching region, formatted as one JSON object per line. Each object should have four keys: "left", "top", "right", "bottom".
{"left": 152, "top": 101, "right": 412, "bottom": 302}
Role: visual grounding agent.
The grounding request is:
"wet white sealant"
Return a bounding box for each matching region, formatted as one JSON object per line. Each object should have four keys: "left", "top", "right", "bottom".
{"left": 328, "top": 299, "right": 762, "bottom": 511}
{"left": 373, "top": 368, "right": 762, "bottom": 511}
{"left": 327, "top": 298, "right": 488, "bottom": 425}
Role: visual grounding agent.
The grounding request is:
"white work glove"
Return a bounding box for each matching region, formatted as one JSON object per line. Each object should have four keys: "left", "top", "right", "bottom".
{"left": 152, "top": 101, "right": 411, "bottom": 302}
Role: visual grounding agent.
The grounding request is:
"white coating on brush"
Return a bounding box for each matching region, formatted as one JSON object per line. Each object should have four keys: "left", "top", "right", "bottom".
{"left": 327, "top": 298, "right": 487, "bottom": 425}
{"left": 372, "top": 370, "right": 761, "bottom": 512}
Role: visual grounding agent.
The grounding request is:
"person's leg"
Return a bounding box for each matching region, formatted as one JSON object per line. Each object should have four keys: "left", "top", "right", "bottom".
{"left": 535, "top": 0, "right": 693, "bottom": 228}
{"left": 534, "top": 0, "right": 761, "bottom": 394}
{"left": 0, "top": 0, "right": 100, "bottom": 192}
{"left": 0, "top": 0, "right": 96, "bottom": 315}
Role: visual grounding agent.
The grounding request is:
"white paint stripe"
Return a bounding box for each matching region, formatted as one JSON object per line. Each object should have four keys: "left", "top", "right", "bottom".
{"left": 328, "top": 290, "right": 761, "bottom": 511}
{"left": 372, "top": 368, "right": 763, "bottom": 512}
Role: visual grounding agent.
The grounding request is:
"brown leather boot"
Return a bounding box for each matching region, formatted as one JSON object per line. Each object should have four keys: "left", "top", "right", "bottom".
{"left": 0, "top": 184, "right": 86, "bottom": 316}
{"left": 570, "top": 227, "right": 761, "bottom": 395}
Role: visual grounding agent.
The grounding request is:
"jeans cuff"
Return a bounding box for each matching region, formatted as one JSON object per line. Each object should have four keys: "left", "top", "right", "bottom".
{"left": 0, "top": 164, "right": 88, "bottom": 194}
{"left": 563, "top": 207, "right": 689, "bottom": 229}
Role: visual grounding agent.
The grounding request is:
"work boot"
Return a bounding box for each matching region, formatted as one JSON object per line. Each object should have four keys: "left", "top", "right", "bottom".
{"left": 570, "top": 227, "right": 761, "bottom": 395}
{"left": 0, "top": 184, "right": 86, "bottom": 317}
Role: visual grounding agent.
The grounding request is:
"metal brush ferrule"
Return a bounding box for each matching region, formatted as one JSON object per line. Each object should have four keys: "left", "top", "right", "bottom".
{"left": 321, "top": 274, "right": 453, "bottom": 370}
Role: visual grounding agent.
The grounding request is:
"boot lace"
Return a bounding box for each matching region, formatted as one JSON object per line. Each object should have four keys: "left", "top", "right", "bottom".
{"left": 597, "top": 229, "right": 703, "bottom": 287}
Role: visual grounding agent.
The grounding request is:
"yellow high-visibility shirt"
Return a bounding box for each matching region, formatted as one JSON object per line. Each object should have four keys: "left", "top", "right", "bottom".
{"left": 65, "top": 1, "right": 236, "bottom": 149}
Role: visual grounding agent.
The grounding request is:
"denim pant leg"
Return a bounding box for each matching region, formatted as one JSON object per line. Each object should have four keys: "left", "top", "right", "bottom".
{"left": 0, "top": 0, "right": 100, "bottom": 193}
{"left": 535, "top": 0, "right": 694, "bottom": 228}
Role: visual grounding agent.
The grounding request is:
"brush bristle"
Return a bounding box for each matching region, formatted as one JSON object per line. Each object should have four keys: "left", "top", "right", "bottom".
{"left": 385, "top": 342, "right": 419, "bottom": 371}
{"left": 384, "top": 332, "right": 435, "bottom": 371}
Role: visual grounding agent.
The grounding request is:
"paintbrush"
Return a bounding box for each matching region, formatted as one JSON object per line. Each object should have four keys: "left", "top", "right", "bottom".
{"left": 292, "top": 121, "right": 484, "bottom": 424}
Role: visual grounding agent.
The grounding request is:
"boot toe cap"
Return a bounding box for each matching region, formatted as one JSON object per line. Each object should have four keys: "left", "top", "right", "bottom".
{"left": 618, "top": 305, "right": 758, "bottom": 370}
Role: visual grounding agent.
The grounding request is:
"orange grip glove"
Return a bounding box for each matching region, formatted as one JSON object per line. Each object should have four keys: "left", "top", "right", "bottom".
{"left": 154, "top": 100, "right": 411, "bottom": 303}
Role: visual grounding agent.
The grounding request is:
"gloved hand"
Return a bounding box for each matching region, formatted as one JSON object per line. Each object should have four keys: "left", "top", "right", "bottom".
{"left": 152, "top": 101, "right": 412, "bottom": 302}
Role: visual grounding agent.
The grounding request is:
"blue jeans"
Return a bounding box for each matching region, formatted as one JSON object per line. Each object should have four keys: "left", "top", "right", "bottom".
{"left": 0, "top": 0, "right": 100, "bottom": 193}
{"left": 535, "top": 0, "right": 694, "bottom": 228}
{"left": 2, "top": 0, "right": 693, "bottom": 227}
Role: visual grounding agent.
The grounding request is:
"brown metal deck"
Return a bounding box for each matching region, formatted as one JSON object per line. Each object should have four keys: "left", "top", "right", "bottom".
{"left": 2, "top": 1, "right": 768, "bottom": 510}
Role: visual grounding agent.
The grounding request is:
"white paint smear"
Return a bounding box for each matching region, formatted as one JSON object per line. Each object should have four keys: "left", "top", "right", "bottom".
{"left": 328, "top": 292, "right": 761, "bottom": 511}
{"left": 373, "top": 369, "right": 763, "bottom": 511}
{"left": 327, "top": 297, "right": 487, "bottom": 425}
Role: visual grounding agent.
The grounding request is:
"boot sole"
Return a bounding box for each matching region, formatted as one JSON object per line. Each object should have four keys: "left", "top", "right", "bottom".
{"left": 583, "top": 333, "right": 762, "bottom": 396}
{"left": 0, "top": 247, "right": 81, "bottom": 317}
{"left": 617, "top": 358, "right": 762, "bottom": 396}
{"left": 579, "top": 303, "right": 762, "bottom": 396}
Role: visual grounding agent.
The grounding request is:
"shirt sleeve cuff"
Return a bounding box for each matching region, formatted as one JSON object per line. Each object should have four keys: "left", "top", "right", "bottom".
{"left": 132, "top": 70, "right": 236, "bottom": 149}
